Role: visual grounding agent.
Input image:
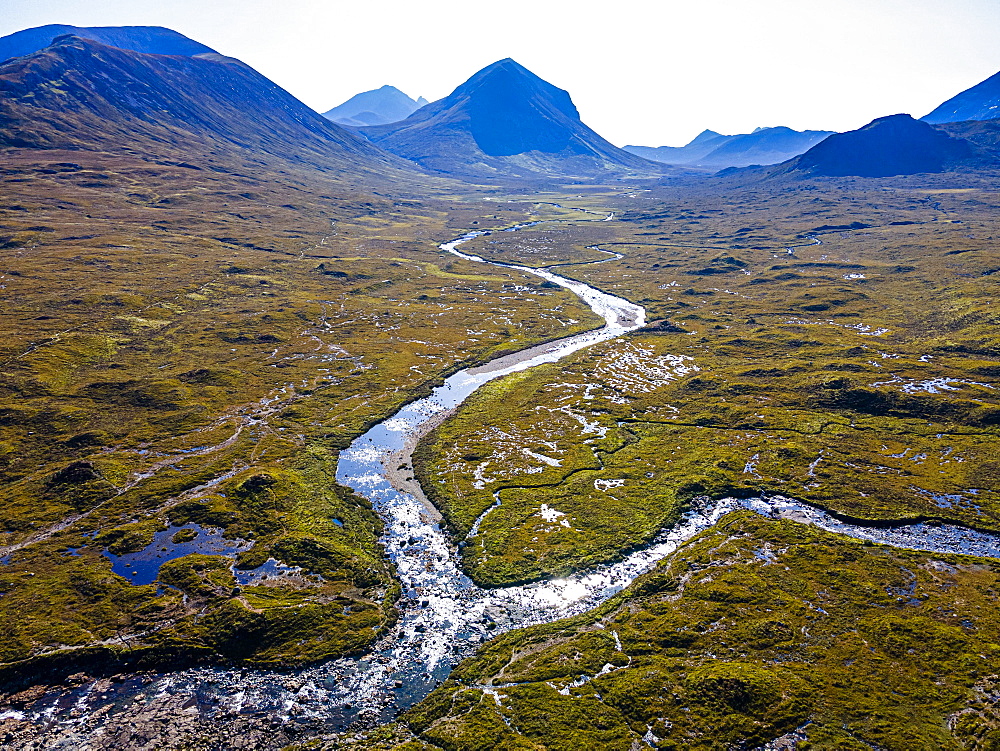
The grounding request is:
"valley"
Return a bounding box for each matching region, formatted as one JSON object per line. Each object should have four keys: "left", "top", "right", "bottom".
{"left": 4, "top": 180, "right": 1000, "bottom": 750}
{"left": 1, "top": 17, "right": 1000, "bottom": 751}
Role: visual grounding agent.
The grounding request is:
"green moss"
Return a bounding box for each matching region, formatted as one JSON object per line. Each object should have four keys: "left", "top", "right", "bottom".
{"left": 167, "top": 498, "right": 240, "bottom": 530}
{"left": 158, "top": 554, "right": 235, "bottom": 596}
{"left": 171, "top": 526, "right": 198, "bottom": 544}
{"left": 351, "top": 513, "right": 1000, "bottom": 750}
{"left": 684, "top": 662, "right": 783, "bottom": 712}
{"left": 98, "top": 519, "right": 168, "bottom": 555}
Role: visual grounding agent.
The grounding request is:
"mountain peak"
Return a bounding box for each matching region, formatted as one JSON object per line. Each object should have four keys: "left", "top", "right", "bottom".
{"left": 688, "top": 129, "right": 726, "bottom": 145}
{"left": 358, "top": 58, "right": 663, "bottom": 179}
{"left": 323, "top": 85, "right": 427, "bottom": 127}
{"left": 442, "top": 58, "right": 582, "bottom": 156}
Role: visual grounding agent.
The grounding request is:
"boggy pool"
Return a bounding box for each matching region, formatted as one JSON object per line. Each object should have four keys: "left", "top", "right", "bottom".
{"left": 13, "top": 221, "right": 1000, "bottom": 747}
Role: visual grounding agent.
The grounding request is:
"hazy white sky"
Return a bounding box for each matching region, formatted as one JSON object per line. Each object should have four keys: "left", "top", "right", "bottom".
{"left": 3, "top": 0, "right": 1000, "bottom": 146}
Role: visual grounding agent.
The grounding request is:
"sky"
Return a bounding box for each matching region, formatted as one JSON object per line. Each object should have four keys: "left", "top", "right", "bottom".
{"left": 3, "top": 0, "right": 1000, "bottom": 146}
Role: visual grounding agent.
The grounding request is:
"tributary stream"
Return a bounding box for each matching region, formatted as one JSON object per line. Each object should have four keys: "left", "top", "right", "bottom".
{"left": 12, "top": 221, "right": 1000, "bottom": 748}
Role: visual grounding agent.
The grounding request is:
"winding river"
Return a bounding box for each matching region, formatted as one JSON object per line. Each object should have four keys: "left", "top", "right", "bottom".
{"left": 13, "top": 219, "right": 1000, "bottom": 747}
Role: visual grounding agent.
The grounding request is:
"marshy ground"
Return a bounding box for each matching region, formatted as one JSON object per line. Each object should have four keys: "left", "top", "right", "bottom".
{"left": 2, "top": 158, "right": 1000, "bottom": 750}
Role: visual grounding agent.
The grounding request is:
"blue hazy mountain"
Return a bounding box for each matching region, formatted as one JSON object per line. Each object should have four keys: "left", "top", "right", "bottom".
{"left": 626, "top": 126, "right": 833, "bottom": 168}
{"left": 0, "top": 24, "right": 216, "bottom": 64}
{"left": 924, "top": 69, "right": 1000, "bottom": 124}
{"left": 624, "top": 130, "right": 728, "bottom": 164}
{"left": 357, "top": 58, "right": 665, "bottom": 179}
{"left": 323, "top": 85, "right": 429, "bottom": 127}
{"left": 782, "top": 114, "right": 987, "bottom": 177}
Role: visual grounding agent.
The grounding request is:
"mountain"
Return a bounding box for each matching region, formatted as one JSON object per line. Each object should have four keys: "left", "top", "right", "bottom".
{"left": 323, "top": 85, "right": 429, "bottom": 127}
{"left": 938, "top": 117, "right": 1000, "bottom": 153}
{"left": 780, "top": 114, "right": 990, "bottom": 177}
{"left": 690, "top": 129, "right": 726, "bottom": 144}
{"left": 0, "top": 24, "right": 215, "bottom": 64}
{"left": 624, "top": 130, "right": 730, "bottom": 165}
{"left": 924, "top": 69, "right": 1000, "bottom": 124}
{"left": 625, "top": 126, "right": 832, "bottom": 168}
{"left": 0, "top": 34, "right": 406, "bottom": 176}
{"left": 697, "top": 126, "right": 833, "bottom": 167}
{"left": 357, "top": 58, "right": 666, "bottom": 180}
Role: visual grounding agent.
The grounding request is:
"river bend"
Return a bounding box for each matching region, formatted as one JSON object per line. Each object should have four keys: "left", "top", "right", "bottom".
{"left": 12, "top": 219, "right": 1000, "bottom": 747}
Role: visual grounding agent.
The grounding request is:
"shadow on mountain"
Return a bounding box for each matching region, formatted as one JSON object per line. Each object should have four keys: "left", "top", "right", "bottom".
{"left": 358, "top": 58, "right": 672, "bottom": 181}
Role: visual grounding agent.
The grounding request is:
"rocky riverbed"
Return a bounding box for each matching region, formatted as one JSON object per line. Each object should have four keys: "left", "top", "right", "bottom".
{"left": 5, "top": 223, "right": 1000, "bottom": 750}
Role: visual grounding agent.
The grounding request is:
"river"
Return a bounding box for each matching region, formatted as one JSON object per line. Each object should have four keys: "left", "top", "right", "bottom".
{"left": 8, "top": 219, "right": 1000, "bottom": 749}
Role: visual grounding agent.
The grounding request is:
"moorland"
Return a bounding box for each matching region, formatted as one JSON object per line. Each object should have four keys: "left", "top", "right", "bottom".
{"left": 1, "top": 24, "right": 1000, "bottom": 751}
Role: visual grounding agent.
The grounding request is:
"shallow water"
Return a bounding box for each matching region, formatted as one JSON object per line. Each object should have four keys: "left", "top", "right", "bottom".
{"left": 14, "top": 221, "right": 1000, "bottom": 746}
{"left": 102, "top": 523, "right": 251, "bottom": 586}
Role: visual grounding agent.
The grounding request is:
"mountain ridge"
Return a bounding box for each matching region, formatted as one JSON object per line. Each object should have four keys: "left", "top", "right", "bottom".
{"left": 0, "top": 34, "right": 413, "bottom": 180}
{"left": 626, "top": 126, "right": 833, "bottom": 168}
{"left": 924, "top": 69, "right": 1000, "bottom": 124}
{"left": 0, "top": 24, "right": 216, "bottom": 64}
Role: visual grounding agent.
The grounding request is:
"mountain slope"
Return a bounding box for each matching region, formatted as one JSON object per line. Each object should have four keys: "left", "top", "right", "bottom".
{"left": 0, "top": 35, "right": 406, "bottom": 176}
{"left": 779, "top": 114, "right": 988, "bottom": 177}
{"left": 924, "top": 69, "right": 1000, "bottom": 124}
{"left": 358, "top": 58, "right": 666, "bottom": 179}
{"left": 0, "top": 24, "right": 215, "bottom": 64}
{"left": 324, "top": 85, "right": 428, "bottom": 127}
{"left": 938, "top": 118, "right": 1000, "bottom": 153}
{"left": 626, "top": 126, "right": 832, "bottom": 168}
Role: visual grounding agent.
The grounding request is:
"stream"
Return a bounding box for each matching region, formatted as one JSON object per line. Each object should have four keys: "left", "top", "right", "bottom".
{"left": 10, "top": 220, "right": 1000, "bottom": 748}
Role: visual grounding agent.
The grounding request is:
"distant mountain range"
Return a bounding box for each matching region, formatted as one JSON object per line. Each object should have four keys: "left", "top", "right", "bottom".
{"left": 357, "top": 58, "right": 666, "bottom": 180}
{"left": 924, "top": 69, "right": 1000, "bottom": 124}
{"left": 0, "top": 36, "right": 663, "bottom": 183}
{"left": 624, "top": 129, "right": 726, "bottom": 165}
{"left": 5, "top": 23, "right": 1000, "bottom": 185}
{"left": 324, "top": 85, "right": 429, "bottom": 127}
{"left": 626, "top": 126, "right": 833, "bottom": 168}
{"left": 0, "top": 24, "right": 216, "bottom": 63}
{"left": 0, "top": 34, "right": 405, "bottom": 178}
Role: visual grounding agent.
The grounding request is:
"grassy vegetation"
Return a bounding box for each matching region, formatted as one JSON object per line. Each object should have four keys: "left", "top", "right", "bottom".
{"left": 0, "top": 149, "right": 605, "bottom": 676}
{"left": 415, "top": 177, "right": 1000, "bottom": 586}
{"left": 4, "top": 127, "right": 1000, "bottom": 751}
{"left": 332, "top": 512, "right": 1000, "bottom": 750}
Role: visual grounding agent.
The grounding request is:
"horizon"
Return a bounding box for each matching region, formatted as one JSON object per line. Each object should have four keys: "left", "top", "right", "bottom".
{"left": 2, "top": 0, "right": 1000, "bottom": 147}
